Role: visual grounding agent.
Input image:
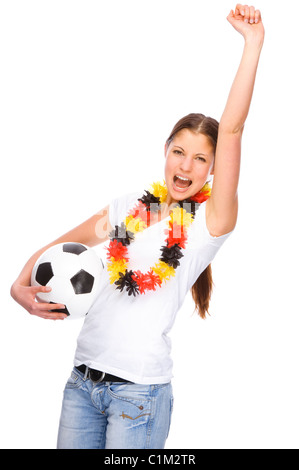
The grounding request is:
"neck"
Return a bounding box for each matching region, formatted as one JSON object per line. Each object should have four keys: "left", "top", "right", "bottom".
{"left": 160, "top": 203, "right": 170, "bottom": 219}
{"left": 159, "top": 195, "right": 178, "bottom": 220}
{"left": 165, "top": 192, "right": 177, "bottom": 208}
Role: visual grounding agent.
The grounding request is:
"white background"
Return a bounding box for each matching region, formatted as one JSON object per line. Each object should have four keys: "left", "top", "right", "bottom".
{"left": 1, "top": 0, "right": 298, "bottom": 449}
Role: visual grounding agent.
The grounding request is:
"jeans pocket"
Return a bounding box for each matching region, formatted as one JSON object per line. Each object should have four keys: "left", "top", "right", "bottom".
{"left": 108, "top": 383, "right": 152, "bottom": 402}
{"left": 108, "top": 383, "right": 152, "bottom": 422}
{"left": 65, "top": 368, "right": 84, "bottom": 389}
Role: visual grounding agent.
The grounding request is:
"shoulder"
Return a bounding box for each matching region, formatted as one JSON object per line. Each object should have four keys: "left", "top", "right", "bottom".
{"left": 109, "top": 191, "right": 141, "bottom": 226}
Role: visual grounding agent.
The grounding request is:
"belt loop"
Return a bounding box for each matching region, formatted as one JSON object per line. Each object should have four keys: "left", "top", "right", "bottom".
{"left": 84, "top": 366, "right": 89, "bottom": 381}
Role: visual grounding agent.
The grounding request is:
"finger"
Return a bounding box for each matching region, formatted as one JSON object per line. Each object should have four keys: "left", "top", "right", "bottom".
{"left": 235, "top": 4, "right": 245, "bottom": 17}
{"left": 37, "top": 311, "right": 67, "bottom": 320}
{"left": 38, "top": 302, "right": 66, "bottom": 311}
{"left": 227, "top": 9, "right": 234, "bottom": 21}
{"left": 255, "top": 9, "right": 261, "bottom": 23}
{"left": 244, "top": 5, "right": 250, "bottom": 23}
{"left": 47, "top": 312, "right": 68, "bottom": 320}
{"left": 30, "top": 303, "right": 67, "bottom": 320}
{"left": 249, "top": 6, "right": 255, "bottom": 24}
{"left": 32, "top": 285, "right": 52, "bottom": 294}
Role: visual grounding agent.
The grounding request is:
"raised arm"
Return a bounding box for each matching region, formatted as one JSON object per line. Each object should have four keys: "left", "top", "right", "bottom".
{"left": 206, "top": 5, "right": 265, "bottom": 236}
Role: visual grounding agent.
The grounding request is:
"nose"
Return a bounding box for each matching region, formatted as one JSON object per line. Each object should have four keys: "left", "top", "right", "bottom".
{"left": 180, "top": 155, "right": 193, "bottom": 173}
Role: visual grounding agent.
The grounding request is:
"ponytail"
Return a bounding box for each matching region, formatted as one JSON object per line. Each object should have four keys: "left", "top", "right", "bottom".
{"left": 191, "top": 264, "right": 213, "bottom": 319}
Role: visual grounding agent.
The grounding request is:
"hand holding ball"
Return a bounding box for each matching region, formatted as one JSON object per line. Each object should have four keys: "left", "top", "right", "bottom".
{"left": 31, "top": 243, "right": 103, "bottom": 320}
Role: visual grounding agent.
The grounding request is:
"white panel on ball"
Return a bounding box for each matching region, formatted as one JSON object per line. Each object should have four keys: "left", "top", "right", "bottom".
{"left": 31, "top": 242, "right": 104, "bottom": 319}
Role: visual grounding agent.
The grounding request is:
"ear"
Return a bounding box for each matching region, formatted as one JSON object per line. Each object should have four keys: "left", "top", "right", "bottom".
{"left": 164, "top": 143, "right": 167, "bottom": 157}
{"left": 209, "top": 157, "right": 215, "bottom": 175}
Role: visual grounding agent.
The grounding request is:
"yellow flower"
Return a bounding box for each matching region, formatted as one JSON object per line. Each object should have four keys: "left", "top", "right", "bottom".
{"left": 107, "top": 258, "right": 127, "bottom": 284}
{"left": 149, "top": 180, "right": 168, "bottom": 203}
{"left": 125, "top": 215, "right": 147, "bottom": 234}
{"left": 201, "top": 182, "right": 212, "bottom": 196}
{"left": 170, "top": 207, "right": 194, "bottom": 227}
{"left": 152, "top": 261, "right": 176, "bottom": 283}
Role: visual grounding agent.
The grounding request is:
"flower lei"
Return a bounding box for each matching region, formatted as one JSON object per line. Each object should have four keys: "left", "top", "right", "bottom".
{"left": 106, "top": 180, "right": 211, "bottom": 296}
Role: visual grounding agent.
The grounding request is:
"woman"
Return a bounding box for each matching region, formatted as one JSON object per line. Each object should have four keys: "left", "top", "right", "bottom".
{"left": 11, "top": 5, "right": 264, "bottom": 449}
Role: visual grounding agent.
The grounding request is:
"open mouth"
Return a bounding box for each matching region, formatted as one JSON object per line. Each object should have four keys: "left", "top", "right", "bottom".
{"left": 173, "top": 175, "right": 192, "bottom": 189}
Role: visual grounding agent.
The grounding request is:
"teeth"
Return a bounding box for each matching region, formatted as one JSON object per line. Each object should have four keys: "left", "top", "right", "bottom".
{"left": 176, "top": 175, "right": 191, "bottom": 182}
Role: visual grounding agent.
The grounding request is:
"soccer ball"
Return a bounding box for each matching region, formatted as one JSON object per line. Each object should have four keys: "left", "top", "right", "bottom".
{"left": 31, "top": 242, "right": 104, "bottom": 319}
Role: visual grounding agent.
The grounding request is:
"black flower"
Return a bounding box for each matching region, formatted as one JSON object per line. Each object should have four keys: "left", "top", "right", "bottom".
{"left": 109, "top": 222, "right": 135, "bottom": 246}
{"left": 177, "top": 199, "right": 200, "bottom": 217}
{"left": 159, "top": 244, "right": 183, "bottom": 269}
{"left": 115, "top": 270, "right": 140, "bottom": 296}
{"left": 138, "top": 191, "right": 161, "bottom": 212}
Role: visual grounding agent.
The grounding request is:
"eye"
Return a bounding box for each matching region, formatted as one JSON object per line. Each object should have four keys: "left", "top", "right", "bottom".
{"left": 195, "top": 156, "right": 206, "bottom": 162}
{"left": 173, "top": 149, "right": 183, "bottom": 155}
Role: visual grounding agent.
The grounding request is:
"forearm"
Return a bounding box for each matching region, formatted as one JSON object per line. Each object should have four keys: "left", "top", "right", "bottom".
{"left": 11, "top": 206, "right": 111, "bottom": 303}
{"left": 207, "top": 6, "right": 264, "bottom": 235}
{"left": 220, "top": 36, "right": 263, "bottom": 134}
{"left": 11, "top": 245, "right": 54, "bottom": 299}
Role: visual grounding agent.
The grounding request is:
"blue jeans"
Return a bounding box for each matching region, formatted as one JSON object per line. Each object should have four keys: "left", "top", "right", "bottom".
{"left": 57, "top": 367, "right": 174, "bottom": 449}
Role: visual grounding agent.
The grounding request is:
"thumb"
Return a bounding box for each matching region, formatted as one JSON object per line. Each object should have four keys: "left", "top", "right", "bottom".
{"left": 227, "top": 9, "right": 234, "bottom": 22}
{"left": 32, "top": 285, "right": 52, "bottom": 293}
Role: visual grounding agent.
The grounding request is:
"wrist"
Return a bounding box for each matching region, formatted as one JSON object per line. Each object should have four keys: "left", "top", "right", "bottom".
{"left": 10, "top": 280, "right": 29, "bottom": 300}
{"left": 244, "top": 33, "right": 264, "bottom": 50}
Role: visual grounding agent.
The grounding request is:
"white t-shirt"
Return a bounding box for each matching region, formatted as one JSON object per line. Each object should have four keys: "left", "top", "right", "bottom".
{"left": 74, "top": 191, "right": 232, "bottom": 384}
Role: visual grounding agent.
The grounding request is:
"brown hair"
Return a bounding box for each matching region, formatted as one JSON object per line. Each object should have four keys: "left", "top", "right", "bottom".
{"left": 166, "top": 113, "right": 219, "bottom": 319}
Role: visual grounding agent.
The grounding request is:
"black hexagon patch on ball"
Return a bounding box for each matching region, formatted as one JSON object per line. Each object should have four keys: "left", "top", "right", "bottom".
{"left": 36, "top": 262, "right": 54, "bottom": 286}
{"left": 70, "top": 269, "right": 95, "bottom": 294}
{"left": 49, "top": 302, "right": 70, "bottom": 316}
{"left": 63, "top": 243, "right": 87, "bottom": 255}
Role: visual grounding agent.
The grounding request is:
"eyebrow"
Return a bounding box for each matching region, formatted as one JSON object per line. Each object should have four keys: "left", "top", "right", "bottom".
{"left": 173, "top": 145, "right": 208, "bottom": 157}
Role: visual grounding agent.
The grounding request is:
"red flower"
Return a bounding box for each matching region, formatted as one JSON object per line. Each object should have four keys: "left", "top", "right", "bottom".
{"left": 132, "top": 270, "right": 162, "bottom": 294}
{"left": 165, "top": 222, "right": 188, "bottom": 248}
{"left": 190, "top": 190, "right": 210, "bottom": 203}
{"left": 128, "top": 202, "right": 149, "bottom": 225}
{"left": 106, "top": 239, "right": 129, "bottom": 261}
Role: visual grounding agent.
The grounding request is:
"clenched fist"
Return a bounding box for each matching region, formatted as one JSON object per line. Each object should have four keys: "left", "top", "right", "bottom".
{"left": 227, "top": 4, "right": 265, "bottom": 44}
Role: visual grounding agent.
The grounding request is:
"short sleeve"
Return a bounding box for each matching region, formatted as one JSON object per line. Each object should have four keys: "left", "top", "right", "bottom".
{"left": 198, "top": 201, "right": 234, "bottom": 246}
{"left": 108, "top": 192, "right": 142, "bottom": 228}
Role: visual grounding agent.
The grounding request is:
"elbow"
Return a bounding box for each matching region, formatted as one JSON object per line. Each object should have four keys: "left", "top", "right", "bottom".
{"left": 10, "top": 283, "right": 16, "bottom": 301}
{"left": 219, "top": 123, "right": 245, "bottom": 136}
{"left": 233, "top": 124, "right": 245, "bottom": 136}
